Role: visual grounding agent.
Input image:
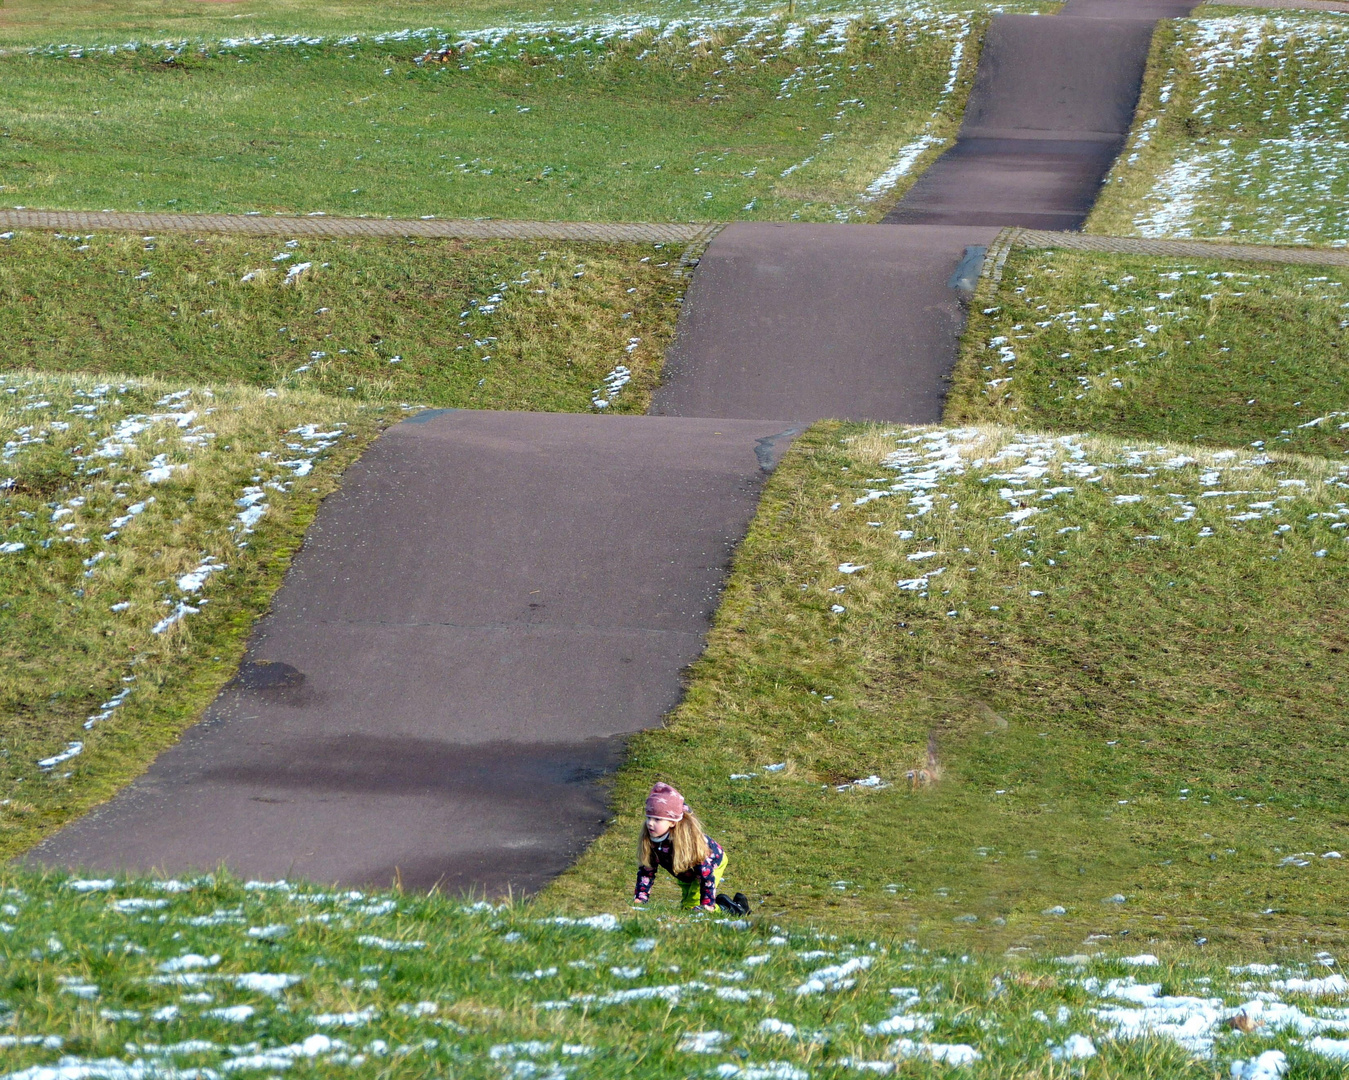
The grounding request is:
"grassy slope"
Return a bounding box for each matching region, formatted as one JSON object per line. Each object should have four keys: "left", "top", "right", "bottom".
{"left": 0, "top": 374, "right": 390, "bottom": 860}
{"left": 945, "top": 246, "right": 1349, "bottom": 454}
{"left": 548, "top": 423, "right": 1349, "bottom": 956}
{"left": 0, "top": 869, "right": 1347, "bottom": 1079}
{"left": 0, "top": 228, "right": 685, "bottom": 854}
{"left": 0, "top": 17, "right": 971, "bottom": 224}
{"left": 0, "top": 230, "right": 682, "bottom": 414}
{"left": 1088, "top": 14, "right": 1349, "bottom": 245}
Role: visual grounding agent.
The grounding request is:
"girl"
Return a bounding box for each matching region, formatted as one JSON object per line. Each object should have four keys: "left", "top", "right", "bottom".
{"left": 633, "top": 782, "right": 750, "bottom": 915}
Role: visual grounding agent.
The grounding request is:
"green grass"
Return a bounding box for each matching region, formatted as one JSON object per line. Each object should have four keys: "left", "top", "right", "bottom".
{"left": 1088, "top": 14, "right": 1349, "bottom": 245}
{"left": 0, "top": 0, "right": 540, "bottom": 45}
{"left": 547, "top": 422, "right": 1349, "bottom": 956}
{"left": 0, "top": 0, "right": 1054, "bottom": 47}
{"left": 944, "top": 246, "right": 1349, "bottom": 454}
{"left": 0, "top": 229, "right": 683, "bottom": 414}
{"left": 1, "top": 867, "right": 1348, "bottom": 1079}
{"left": 0, "top": 374, "right": 397, "bottom": 860}
{"left": 0, "top": 13, "right": 975, "bottom": 224}
{"left": 0, "top": 221, "right": 691, "bottom": 852}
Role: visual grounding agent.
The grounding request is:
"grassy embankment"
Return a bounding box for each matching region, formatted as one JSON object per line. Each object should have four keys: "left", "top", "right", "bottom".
{"left": 0, "top": 230, "right": 681, "bottom": 411}
{"left": 550, "top": 422, "right": 1349, "bottom": 956}
{"left": 1088, "top": 13, "right": 1349, "bottom": 245}
{"left": 0, "top": 229, "right": 683, "bottom": 856}
{"left": 0, "top": 13, "right": 976, "bottom": 224}
{"left": 1, "top": 869, "right": 1348, "bottom": 1079}
{"left": 945, "top": 245, "right": 1349, "bottom": 451}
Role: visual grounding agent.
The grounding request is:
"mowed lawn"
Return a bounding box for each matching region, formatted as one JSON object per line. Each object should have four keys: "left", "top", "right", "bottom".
{"left": 2, "top": 868, "right": 1349, "bottom": 1079}
{"left": 0, "top": 0, "right": 543, "bottom": 43}
{"left": 0, "top": 0, "right": 1054, "bottom": 45}
{"left": 0, "top": 13, "right": 973, "bottom": 223}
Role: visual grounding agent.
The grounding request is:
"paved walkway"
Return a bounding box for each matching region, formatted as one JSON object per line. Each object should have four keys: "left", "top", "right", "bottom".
{"left": 1012, "top": 228, "right": 1349, "bottom": 266}
{"left": 1204, "top": 0, "right": 1349, "bottom": 12}
{"left": 884, "top": 1, "right": 1198, "bottom": 228}
{"left": 32, "top": 0, "right": 1221, "bottom": 895}
{"left": 9, "top": 206, "right": 1342, "bottom": 270}
{"left": 651, "top": 223, "right": 998, "bottom": 423}
{"left": 0, "top": 208, "right": 718, "bottom": 246}
{"left": 32, "top": 413, "right": 797, "bottom": 891}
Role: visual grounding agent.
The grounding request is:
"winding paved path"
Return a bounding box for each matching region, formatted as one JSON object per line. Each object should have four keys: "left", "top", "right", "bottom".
{"left": 33, "top": 414, "right": 797, "bottom": 892}
{"left": 651, "top": 223, "right": 998, "bottom": 423}
{"left": 884, "top": 6, "right": 1176, "bottom": 229}
{"left": 35, "top": 0, "right": 1203, "bottom": 893}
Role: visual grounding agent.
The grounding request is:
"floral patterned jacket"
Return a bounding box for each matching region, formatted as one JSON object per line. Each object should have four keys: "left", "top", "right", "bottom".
{"left": 634, "top": 834, "right": 724, "bottom": 907}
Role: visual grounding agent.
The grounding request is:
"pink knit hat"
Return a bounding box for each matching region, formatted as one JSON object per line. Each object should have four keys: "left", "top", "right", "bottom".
{"left": 645, "top": 782, "right": 687, "bottom": 823}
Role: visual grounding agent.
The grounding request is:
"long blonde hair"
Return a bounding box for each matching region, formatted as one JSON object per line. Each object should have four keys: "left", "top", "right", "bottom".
{"left": 638, "top": 810, "right": 710, "bottom": 875}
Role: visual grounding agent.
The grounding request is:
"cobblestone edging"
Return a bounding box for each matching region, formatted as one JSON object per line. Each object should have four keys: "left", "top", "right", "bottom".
{"left": 0, "top": 208, "right": 723, "bottom": 246}
{"left": 1011, "top": 228, "right": 1349, "bottom": 267}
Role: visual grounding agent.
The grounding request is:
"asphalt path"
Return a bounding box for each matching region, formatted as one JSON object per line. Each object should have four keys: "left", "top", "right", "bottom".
{"left": 31, "top": 411, "right": 797, "bottom": 892}
{"left": 32, "top": 0, "right": 1197, "bottom": 895}
{"left": 885, "top": 3, "right": 1195, "bottom": 228}
{"left": 650, "top": 223, "right": 999, "bottom": 423}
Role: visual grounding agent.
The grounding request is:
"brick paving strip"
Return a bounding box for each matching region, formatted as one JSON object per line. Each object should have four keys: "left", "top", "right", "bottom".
{"left": 1202, "top": 0, "right": 1349, "bottom": 12}
{"left": 9, "top": 207, "right": 1344, "bottom": 269}
{"left": 1011, "top": 227, "right": 1349, "bottom": 266}
{"left": 0, "top": 207, "right": 721, "bottom": 246}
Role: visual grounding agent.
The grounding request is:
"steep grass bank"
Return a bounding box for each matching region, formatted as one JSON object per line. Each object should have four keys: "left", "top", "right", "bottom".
{"left": 549, "top": 423, "right": 1349, "bottom": 955}
{"left": 1089, "top": 14, "right": 1349, "bottom": 245}
{"left": 945, "top": 245, "right": 1349, "bottom": 453}
{"left": 0, "top": 374, "right": 393, "bottom": 858}
{"left": 0, "top": 230, "right": 680, "bottom": 414}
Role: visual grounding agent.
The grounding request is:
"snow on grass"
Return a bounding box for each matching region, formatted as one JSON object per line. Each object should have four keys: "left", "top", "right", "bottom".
{"left": 949, "top": 247, "right": 1349, "bottom": 458}
{"left": 1102, "top": 16, "right": 1349, "bottom": 244}
{"left": 2, "top": 378, "right": 353, "bottom": 755}
{"left": 859, "top": 16, "right": 970, "bottom": 204}
{"left": 2, "top": 870, "right": 1348, "bottom": 1078}
{"left": 864, "top": 426, "right": 1349, "bottom": 574}
{"left": 0, "top": 374, "right": 384, "bottom": 849}
{"left": 13, "top": 5, "right": 967, "bottom": 68}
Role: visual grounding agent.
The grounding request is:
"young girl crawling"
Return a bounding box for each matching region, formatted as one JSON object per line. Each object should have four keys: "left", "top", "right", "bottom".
{"left": 633, "top": 782, "right": 750, "bottom": 915}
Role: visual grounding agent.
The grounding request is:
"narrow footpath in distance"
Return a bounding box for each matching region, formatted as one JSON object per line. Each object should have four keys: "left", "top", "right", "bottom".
{"left": 31, "top": 0, "right": 1198, "bottom": 894}
{"left": 653, "top": 0, "right": 1199, "bottom": 422}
